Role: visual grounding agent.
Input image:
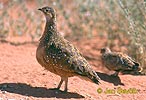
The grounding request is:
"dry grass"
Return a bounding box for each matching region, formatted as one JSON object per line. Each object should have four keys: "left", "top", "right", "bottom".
{"left": 117, "top": 0, "right": 146, "bottom": 72}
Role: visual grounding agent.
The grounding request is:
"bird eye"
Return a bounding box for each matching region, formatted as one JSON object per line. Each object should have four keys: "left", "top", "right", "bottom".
{"left": 45, "top": 9, "right": 48, "bottom": 12}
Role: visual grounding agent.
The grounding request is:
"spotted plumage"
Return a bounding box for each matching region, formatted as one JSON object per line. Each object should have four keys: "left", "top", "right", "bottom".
{"left": 100, "top": 47, "right": 142, "bottom": 76}
{"left": 36, "top": 6, "right": 100, "bottom": 92}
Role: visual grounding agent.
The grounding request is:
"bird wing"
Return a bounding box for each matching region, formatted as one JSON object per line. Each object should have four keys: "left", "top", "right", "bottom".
{"left": 104, "top": 52, "right": 137, "bottom": 70}
{"left": 58, "top": 42, "right": 94, "bottom": 75}
{"left": 44, "top": 37, "right": 95, "bottom": 76}
{"left": 116, "top": 52, "right": 139, "bottom": 68}
{"left": 57, "top": 41, "right": 100, "bottom": 83}
{"left": 122, "top": 53, "right": 139, "bottom": 66}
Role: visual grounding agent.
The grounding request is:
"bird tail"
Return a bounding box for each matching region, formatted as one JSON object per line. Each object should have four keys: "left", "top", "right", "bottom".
{"left": 133, "top": 62, "right": 143, "bottom": 72}
{"left": 134, "top": 62, "right": 139, "bottom": 66}
{"left": 87, "top": 71, "right": 101, "bottom": 84}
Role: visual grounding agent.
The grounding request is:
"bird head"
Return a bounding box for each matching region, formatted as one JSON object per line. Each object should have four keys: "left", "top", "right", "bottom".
{"left": 100, "top": 47, "right": 111, "bottom": 54}
{"left": 38, "top": 6, "right": 56, "bottom": 21}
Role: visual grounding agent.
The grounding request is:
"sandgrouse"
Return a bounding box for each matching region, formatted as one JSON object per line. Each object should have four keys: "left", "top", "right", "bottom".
{"left": 36, "top": 6, "right": 100, "bottom": 92}
{"left": 100, "top": 47, "right": 142, "bottom": 76}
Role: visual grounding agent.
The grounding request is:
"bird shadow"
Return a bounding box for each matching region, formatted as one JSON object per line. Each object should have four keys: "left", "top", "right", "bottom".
{"left": 0, "top": 39, "right": 38, "bottom": 46}
{"left": 96, "top": 72, "right": 124, "bottom": 86}
{"left": 121, "top": 71, "right": 146, "bottom": 76}
{"left": 0, "top": 83, "right": 84, "bottom": 99}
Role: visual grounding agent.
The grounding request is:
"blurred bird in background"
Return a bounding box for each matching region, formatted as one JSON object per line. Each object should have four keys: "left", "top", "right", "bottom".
{"left": 100, "top": 47, "right": 143, "bottom": 76}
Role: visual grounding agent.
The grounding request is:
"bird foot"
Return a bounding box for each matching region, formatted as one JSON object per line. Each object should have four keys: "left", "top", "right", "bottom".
{"left": 110, "top": 71, "right": 119, "bottom": 77}
{"left": 49, "top": 88, "right": 68, "bottom": 93}
{"left": 110, "top": 73, "right": 118, "bottom": 77}
{"left": 63, "top": 89, "right": 68, "bottom": 93}
{"left": 49, "top": 88, "right": 60, "bottom": 91}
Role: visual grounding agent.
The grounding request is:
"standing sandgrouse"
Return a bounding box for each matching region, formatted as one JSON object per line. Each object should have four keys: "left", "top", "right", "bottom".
{"left": 100, "top": 47, "right": 142, "bottom": 76}
{"left": 36, "top": 6, "right": 100, "bottom": 92}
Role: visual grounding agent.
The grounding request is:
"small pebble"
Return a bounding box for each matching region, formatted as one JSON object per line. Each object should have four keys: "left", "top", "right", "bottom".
{"left": 2, "top": 91, "right": 7, "bottom": 94}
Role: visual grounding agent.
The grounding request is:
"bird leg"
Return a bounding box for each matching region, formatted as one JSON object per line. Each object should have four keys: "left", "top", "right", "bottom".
{"left": 64, "top": 77, "right": 68, "bottom": 92}
{"left": 57, "top": 78, "right": 64, "bottom": 90}
{"left": 57, "top": 77, "right": 68, "bottom": 92}
{"left": 111, "top": 71, "right": 119, "bottom": 76}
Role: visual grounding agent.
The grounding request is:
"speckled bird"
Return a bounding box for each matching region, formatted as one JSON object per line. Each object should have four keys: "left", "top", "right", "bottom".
{"left": 100, "top": 47, "right": 142, "bottom": 76}
{"left": 36, "top": 6, "right": 100, "bottom": 92}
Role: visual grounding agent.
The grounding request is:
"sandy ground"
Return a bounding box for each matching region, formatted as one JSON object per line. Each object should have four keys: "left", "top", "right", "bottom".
{"left": 0, "top": 37, "right": 146, "bottom": 100}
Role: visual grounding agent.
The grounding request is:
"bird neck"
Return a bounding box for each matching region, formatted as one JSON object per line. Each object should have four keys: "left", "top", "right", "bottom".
{"left": 39, "top": 18, "right": 57, "bottom": 44}
{"left": 44, "top": 20, "right": 57, "bottom": 33}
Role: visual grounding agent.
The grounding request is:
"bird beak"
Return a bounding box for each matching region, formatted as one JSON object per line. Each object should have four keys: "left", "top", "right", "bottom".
{"left": 38, "top": 8, "right": 42, "bottom": 11}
